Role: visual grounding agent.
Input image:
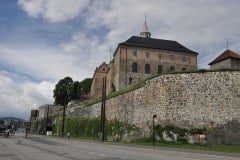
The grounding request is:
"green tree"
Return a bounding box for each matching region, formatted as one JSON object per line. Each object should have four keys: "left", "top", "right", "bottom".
{"left": 53, "top": 77, "right": 73, "bottom": 137}
{"left": 69, "top": 81, "right": 82, "bottom": 100}
{"left": 79, "top": 78, "right": 92, "bottom": 95}
{"left": 53, "top": 77, "right": 73, "bottom": 105}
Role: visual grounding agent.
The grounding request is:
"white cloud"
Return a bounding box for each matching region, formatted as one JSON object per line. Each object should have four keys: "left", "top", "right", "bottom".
{"left": 0, "top": 44, "right": 92, "bottom": 81}
{"left": 18, "top": 0, "right": 90, "bottom": 23}
{"left": 59, "top": 33, "right": 111, "bottom": 69}
{"left": 0, "top": 71, "right": 55, "bottom": 119}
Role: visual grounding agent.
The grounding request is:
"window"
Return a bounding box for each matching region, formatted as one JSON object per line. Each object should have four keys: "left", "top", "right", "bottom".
{"left": 182, "top": 56, "right": 187, "bottom": 62}
{"left": 132, "top": 62, "right": 138, "bottom": 73}
{"left": 170, "top": 54, "right": 174, "bottom": 61}
{"left": 133, "top": 51, "right": 137, "bottom": 57}
{"left": 158, "top": 65, "right": 163, "bottom": 74}
{"left": 158, "top": 54, "right": 162, "bottom": 60}
{"left": 129, "top": 78, "right": 133, "bottom": 84}
{"left": 146, "top": 52, "right": 150, "bottom": 58}
{"left": 145, "top": 64, "right": 151, "bottom": 74}
{"left": 169, "top": 66, "right": 175, "bottom": 72}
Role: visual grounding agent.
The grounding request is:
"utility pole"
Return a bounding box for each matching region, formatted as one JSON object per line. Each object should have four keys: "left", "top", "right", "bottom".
{"left": 152, "top": 114, "right": 157, "bottom": 146}
{"left": 100, "top": 76, "right": 107, "bottom": 142}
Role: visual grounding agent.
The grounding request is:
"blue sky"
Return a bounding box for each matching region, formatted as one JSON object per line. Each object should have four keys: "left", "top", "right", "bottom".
{"left": 0, "top": 0, "right": 240, "bottom": 120}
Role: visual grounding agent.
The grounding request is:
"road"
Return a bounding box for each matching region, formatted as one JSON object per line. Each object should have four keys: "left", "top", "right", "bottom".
{"left": 0, "top": 134, "right": 239, "bottom": 160}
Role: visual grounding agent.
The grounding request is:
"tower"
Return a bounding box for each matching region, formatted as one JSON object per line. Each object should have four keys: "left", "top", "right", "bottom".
{"left": 140, "top": 14, "right": 151, "bottom": 38}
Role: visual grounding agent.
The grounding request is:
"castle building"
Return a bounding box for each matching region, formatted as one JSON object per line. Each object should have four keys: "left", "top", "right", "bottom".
{"left": 208, "top": 49, "right": 240, "bottom": 69}
{"left": 90, "top": 62, "right": 109, "bottom": 98}
{"left": 91, "top": 19, "right": 198, "bottom": 98}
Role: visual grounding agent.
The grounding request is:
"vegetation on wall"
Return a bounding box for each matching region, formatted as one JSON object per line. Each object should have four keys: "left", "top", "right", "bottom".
{"left": 53, "top": 117, "right": 137, "bottom": 140}
{"left": 135, "top": 124, "right": 206, "bottom": 144}
{"left": 166, "top": 67, "right": 240, "bottom": 75}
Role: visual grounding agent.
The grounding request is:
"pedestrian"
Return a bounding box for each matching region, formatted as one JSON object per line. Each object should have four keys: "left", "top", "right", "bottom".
{"left": 67, "top": 132, "right": 70, "bottom": 139}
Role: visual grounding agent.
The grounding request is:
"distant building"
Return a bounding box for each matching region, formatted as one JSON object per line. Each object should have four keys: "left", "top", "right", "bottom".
{"left": 31, "top": 104, "right": 61, "bottom": 134}
{"left": 91, "top": 19, "right": 198, "bottom": 98}
{"left": 30, "top": 109, "right": 38, "bottom": 121}
{"left": 209, "top": 49, "right": 240, "bottom": 69}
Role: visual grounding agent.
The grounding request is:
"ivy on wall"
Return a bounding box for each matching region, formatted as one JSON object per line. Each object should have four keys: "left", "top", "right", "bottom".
{"left": 53, "top": 117, "right": 138, "bottom": 140}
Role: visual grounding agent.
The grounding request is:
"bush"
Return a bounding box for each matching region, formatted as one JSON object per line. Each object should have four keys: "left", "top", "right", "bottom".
{"left": 54, "top": 117, "right": 137, "bottom": 140}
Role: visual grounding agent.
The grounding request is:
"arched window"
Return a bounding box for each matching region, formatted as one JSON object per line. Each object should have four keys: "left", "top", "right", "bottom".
{"left": 132, "top": 62, "right": 138, "bottom": 73}
{"left": 145, "top": 64, "right": 151, "bottom": 74}
{"left": 158, "top": 65, "right": 163, "bottom": 74}
{"left": 169, "top": 66, "right": 175, "bottom": 72}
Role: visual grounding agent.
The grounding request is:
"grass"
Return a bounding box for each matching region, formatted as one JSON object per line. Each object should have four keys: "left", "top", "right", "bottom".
{"left": 131, "top": 141, "right": 240, "bottom": 154}
{"left": 58, "top": 134, "right": 240, "bottom": 154}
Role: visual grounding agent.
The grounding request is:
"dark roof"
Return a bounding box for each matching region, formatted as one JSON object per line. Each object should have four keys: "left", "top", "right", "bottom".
{"left": 208, "top": 49, "right": 240, "bottom": 65}
{"left": 118, "top": 36, "right": 198, "bottom": 55}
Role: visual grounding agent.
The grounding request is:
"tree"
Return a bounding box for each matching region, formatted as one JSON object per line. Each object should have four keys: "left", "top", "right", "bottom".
{"left": 69, "top": 81, "right": 81, "bottom": 100}
{"left": 79, "top": 78, "right": 92, "bottom": 95}
{"left": 53, "top": 77, "right": 73, "bottom": 105}
{"left": 53, "top": 77, "right": 73, "bottom": 137}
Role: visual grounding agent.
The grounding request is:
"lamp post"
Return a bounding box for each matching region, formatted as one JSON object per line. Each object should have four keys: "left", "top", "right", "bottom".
{"left": 152, "top": 114, "right": 157, "bottom": 146}
{"left": 100, "top": 76, "right": 106, "bottom": 142}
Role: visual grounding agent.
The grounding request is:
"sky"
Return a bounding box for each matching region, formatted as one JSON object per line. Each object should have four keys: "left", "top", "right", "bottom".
{"left": 0, "top": 0, "right": 239, "bottom": 120}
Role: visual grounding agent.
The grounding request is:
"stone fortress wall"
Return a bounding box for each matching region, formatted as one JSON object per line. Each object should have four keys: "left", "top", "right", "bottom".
{"left": 68, "top": 71, "right": 240, "bottom": 136}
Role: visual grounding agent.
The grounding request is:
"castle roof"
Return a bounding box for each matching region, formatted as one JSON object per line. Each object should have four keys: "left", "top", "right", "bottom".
{"left": 208, "top": 49, "right": 240, "bottom": 65}
{"left": 119, "top": 36, "right": 198, "bottom": 55}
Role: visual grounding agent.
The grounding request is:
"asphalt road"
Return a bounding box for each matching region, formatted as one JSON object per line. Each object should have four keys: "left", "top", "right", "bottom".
{"left": 0, "top": 134, "right": 240, "bottom": 160}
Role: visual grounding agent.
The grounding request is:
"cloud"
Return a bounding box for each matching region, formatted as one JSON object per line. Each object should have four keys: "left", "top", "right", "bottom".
{"left": 59, "top": 33, "right": 111, "bottom": 69}
{"left": 0, "top": 44, "right": 93, "bottom": 81}
{"left": 18, "top": 0, "right": 90, "bottom": 23}
{"left": 0, "top": 70, "right": 54, "bottom": 119}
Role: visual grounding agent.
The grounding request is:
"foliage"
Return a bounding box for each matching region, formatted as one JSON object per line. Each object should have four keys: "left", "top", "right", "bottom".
{"left": 64, "top": 117, "right": 100, "bottom": 138}
{"left": 53, "top": 77, "right": 73, "bottom": 106}
{"left": 53, "top": 117, "right": 137, "bottom": 140}
{"left": 134, "top": 124, "right": 206, "bottom": 144}
{"left": 155, "top": 124, "right": 189, "bottom": 139}
{"left": 189, "top": 127, "right": 206, "bottom": 135}
{"left": 165, "top": 67, "right": 240, "bottom": 75}
{"left": 53, "top": 77, "right": 93, "bottom": 105}
{"left": 80, "top": 78, "right": 92, "bottom": 95}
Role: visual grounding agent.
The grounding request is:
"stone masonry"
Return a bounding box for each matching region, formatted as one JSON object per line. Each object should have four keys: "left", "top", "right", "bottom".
{"left": 68, "top": 71, "right": 240, "bottom": 137}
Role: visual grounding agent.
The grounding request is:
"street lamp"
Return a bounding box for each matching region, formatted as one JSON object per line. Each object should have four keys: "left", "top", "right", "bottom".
{"left": 152, "top": 114, "right": 157, "bottom": 146}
